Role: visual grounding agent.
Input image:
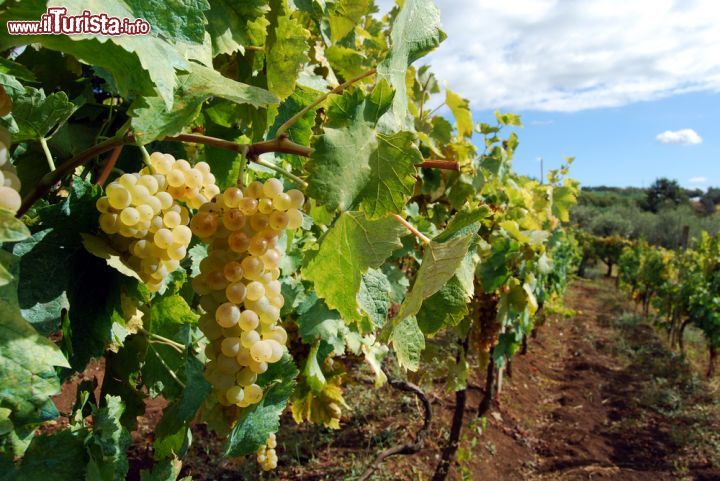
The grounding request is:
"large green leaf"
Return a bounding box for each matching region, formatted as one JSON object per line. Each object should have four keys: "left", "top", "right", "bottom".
{"left": 306, "top": 84, "right": 421, "bottom": 217}
{"left": 0, "top": 251, "right": 69, "bottom": 427}
{"left": 205, "top": 0, "right": 269, "bottom": 56}
{"left": 390, "top": 316, "right": 424, "bottom": 371}
{"left": 123, "top": 0, "right": 210, "bottom": 44}
{"left": 266, "top": 0, "right": 310, "bottom": 99}
{"left": 12, "top": 179, "right": 130, "bottom": 369}
{"left": 303, "top": 211, "right": 404, "bottom": 322}
{"left": 297, "top": 294, "right": 348, "bottom": 355}
{"left": 377, "top": 0, "right": 445, "bottom": 132}
{"left": 4, "top": 86, "right": 76, "bottom": 142}
{"left": 14, "top": 428, "right": 88, "bottom": 481}
{"left": 142, "top": 293, "right": 197, "bottom": 399}
{"left": 416, "top": 275, "right": 470, "bottom": 335}
{"left": 224, "top": 354, "right": 298, "bottom": 456}
{"left": 155, "top": 356, "right": 211, "bottom": 440}
{"left": 85, "top": 396, "right": 132, "bottom": 481}
{"left": 328, "top": 0, "right": 370, "bottom": 42}
{"left": 0, "top": 0, "right": 191, "bottom": 109}
{"left": 357, "top": 268, "right": 392, "bottom": 330}
{"left": 132, "top": 63, "right": 278, "bottom": 143}
{"left": 395, "top": 209, "right": 487, "bottom": 323}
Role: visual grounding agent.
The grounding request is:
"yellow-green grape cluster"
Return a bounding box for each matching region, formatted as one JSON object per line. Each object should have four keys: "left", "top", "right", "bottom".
{"left": 142, "top": 152, "right": 220, "bottom": 209}
{"left": 96, "top": 153, "right": 218, "bottom": 291}
{"left": 193, "top": 179, "right": 304, "bottom": 409}
{"left": 256, "top": 433, "right": 278, "bottom": 471}
{"left": 0, "top": 86, "right": 21, "bottom": 213}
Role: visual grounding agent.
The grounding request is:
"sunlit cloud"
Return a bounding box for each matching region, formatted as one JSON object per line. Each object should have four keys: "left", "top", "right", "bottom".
{"left": 656, "top": 128, "right": 703, "bottom": 145}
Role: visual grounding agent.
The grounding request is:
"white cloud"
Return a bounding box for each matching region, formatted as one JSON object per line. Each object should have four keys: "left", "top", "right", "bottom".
{"left": 656, "top": 128, "right": 703, "bottom": 144}
{"left": 689, "top": 176, "right": 708, "bottom": 183}
{"left": 376, "top": 0, "right": 720, "bottom": 112}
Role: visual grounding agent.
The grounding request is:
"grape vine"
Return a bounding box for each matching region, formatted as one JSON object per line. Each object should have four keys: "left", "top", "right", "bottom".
{"left": 0, "top": 1, "right": 580, "bottom": 479}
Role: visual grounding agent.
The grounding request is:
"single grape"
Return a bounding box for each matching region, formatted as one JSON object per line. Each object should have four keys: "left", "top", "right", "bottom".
{"left": 226, "top": 281, "right": 247, "bottom": 304}
{"left": 216, "top": 302, "right": 241, "bottom": 328}
{"left": 250, "top": 340, "right": 273, "bottom": 363}
{"left": 226, "top": 385, "right": 245, "bottom": 404}
{"left": 244, "top": 383, "right": 263, "bottom": 404}
{"left": 120, "top": 207, "right": 140, "bottom": 226}
{"left": 240, "top": 329, "right": 261, "bottom": 348}
{"left": 263, "top": 178, "right": 283, "bottom": 198}
{"left": 223, "top": 187, "right": 243, "bottom": 208}
{"left": 238, "top": 309, "right": 260, "bottom": 331}
{"left": 287, "top": 189, "right": 305, "bottom": 209}
{"left": 286, "top": 208, "right": 303, "bottom": 229}
{"left": 221, "top": 337, "right": 242, "bottom": 357}
{"left": 223, "top": 261, "right": 244, "bottom": 282}
{"left": 272, "top": 193, "right": 292, "bottom": 211}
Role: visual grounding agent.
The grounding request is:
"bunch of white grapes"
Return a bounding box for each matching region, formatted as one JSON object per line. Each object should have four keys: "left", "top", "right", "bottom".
{"left": 192, "top": 178, "right": 303, "bottom": 414}
{"left": 0, "top": 86, "right": 22, "bottom": 214}
{"left": 96, "top": 152, "right": 218, "bottom": 291}
{"left": 256, "top": 433, "right": 278, "bottom": 471}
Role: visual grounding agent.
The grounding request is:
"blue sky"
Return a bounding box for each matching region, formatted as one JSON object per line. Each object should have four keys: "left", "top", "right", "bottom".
{"left": 375, "top": 0, "right": 720, "bottom": 189}
{"left": 490, "top": 92, "right": 720, "bottom": 189}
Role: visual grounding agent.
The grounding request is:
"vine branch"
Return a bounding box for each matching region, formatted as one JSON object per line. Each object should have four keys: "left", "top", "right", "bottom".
{"left": 419, "top": 160, "right": 459, "bottom": 171}
{"left": 357, "top": 364, "right": 432, "bottom": 481}
{"left": 275, "top": 67, "right": 377, "bottom": 138}
{"left": 96, "top": 145, "right": 124, "bottom": 187}
{"left": 392, "top": 213, "right": 431, "bottom": 244}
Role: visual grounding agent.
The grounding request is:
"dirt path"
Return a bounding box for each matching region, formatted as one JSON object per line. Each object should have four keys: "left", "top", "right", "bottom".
{"left": 464, "top": 278, "right": 720, "bottom": 481}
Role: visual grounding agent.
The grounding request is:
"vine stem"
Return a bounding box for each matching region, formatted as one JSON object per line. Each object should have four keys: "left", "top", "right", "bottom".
{"left": 148, "top": 344, "right": 186, "bottom": 388}
{"left": 38, "top": 137, "right": 55, "bottom": 171}
{"left": 356, "top": 364, "right": 432, "bottom": 481}
{"left": 419, "top": 160, "right": 459, "bottom": 171}
{"left": 254, "top": 157, "right": 308, "bottom": 188}
{"left": 140, "top": 328, "right": 186, "bottom": 352}
{"left": 392, "top": 213, "right": 430, "bottom": 244}
{"left": 275, "top": 67, "right": 377, "bottom": 138}
{"left": 96, "top": 145, "right": 123, "bottom": 186}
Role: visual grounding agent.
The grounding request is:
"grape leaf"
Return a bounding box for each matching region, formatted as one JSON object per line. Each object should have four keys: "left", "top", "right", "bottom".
{"left": 328, "top": 0, "right": 370, "bottom": 42}
{"left": 416, "top": 275, "right": 471, "bottom": 335}
{"left": 0, "top": 251, "right": 69, "bottom": 427}
{"left": 14, "top": 428, "right": 88, "bottom": 481}
{"left": 6, "top": 86, "right": 76, "bottom": 142}
{"left": 377, "top": 0, "right": 445, "bottom": 132}
{"left": 142, "top": 293, "right": 197, "bottom": 399}
{"left": 224, "top": 354, "right": 298, "bottom": 456}
{"left": 446, "top": 89, "right": 473, "bottom": 140}
{"left": 297, "top": 294, "right": 348, "bottom": 355}
{"left": 85, "top": 396, "right": 132, "bottom": 481}
{"left": 303, "top": 342, "right": 327, "bottom": 394}
{"left": 123, "top": 0, "right": 211, "bottom": 44}
{"left": 0, "top": 209, "right": 30, "bottom": 243}
{"left": 132, "top": 63, "right": 278, "bottom": 143}
{"left": 394, "top": 208, "right": 487, "bottom": 324}
{"left": 81, "top": 234, "right": 142, "bottom": 281}
{"left": 205, "top": 0, "right": 269, "bottom": 56}
{"left": 155, "top": 356, "right": 211, "bottom": 439}
{"left": 326, "top": 45, "right": 370, "bottom": 80}
{"left": 390, "top": 316, "right": 425, "bottom": 371}
{"left": 266, "top": 0, "right": 310, "bottom": 100}
{"left": 303, "top": 211, "right": 404, "bottom": 322}
{"left": 12, "top": 178, "right": 131, "bottom": 369}
{"left": 357, "top": 268, "right": 392, "bottom": 329}
{"left": 306, "top": 85, "right": 422, "bottom": 217}
{"left": 0, "top": 57, "right": 36, "bottom": 82}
